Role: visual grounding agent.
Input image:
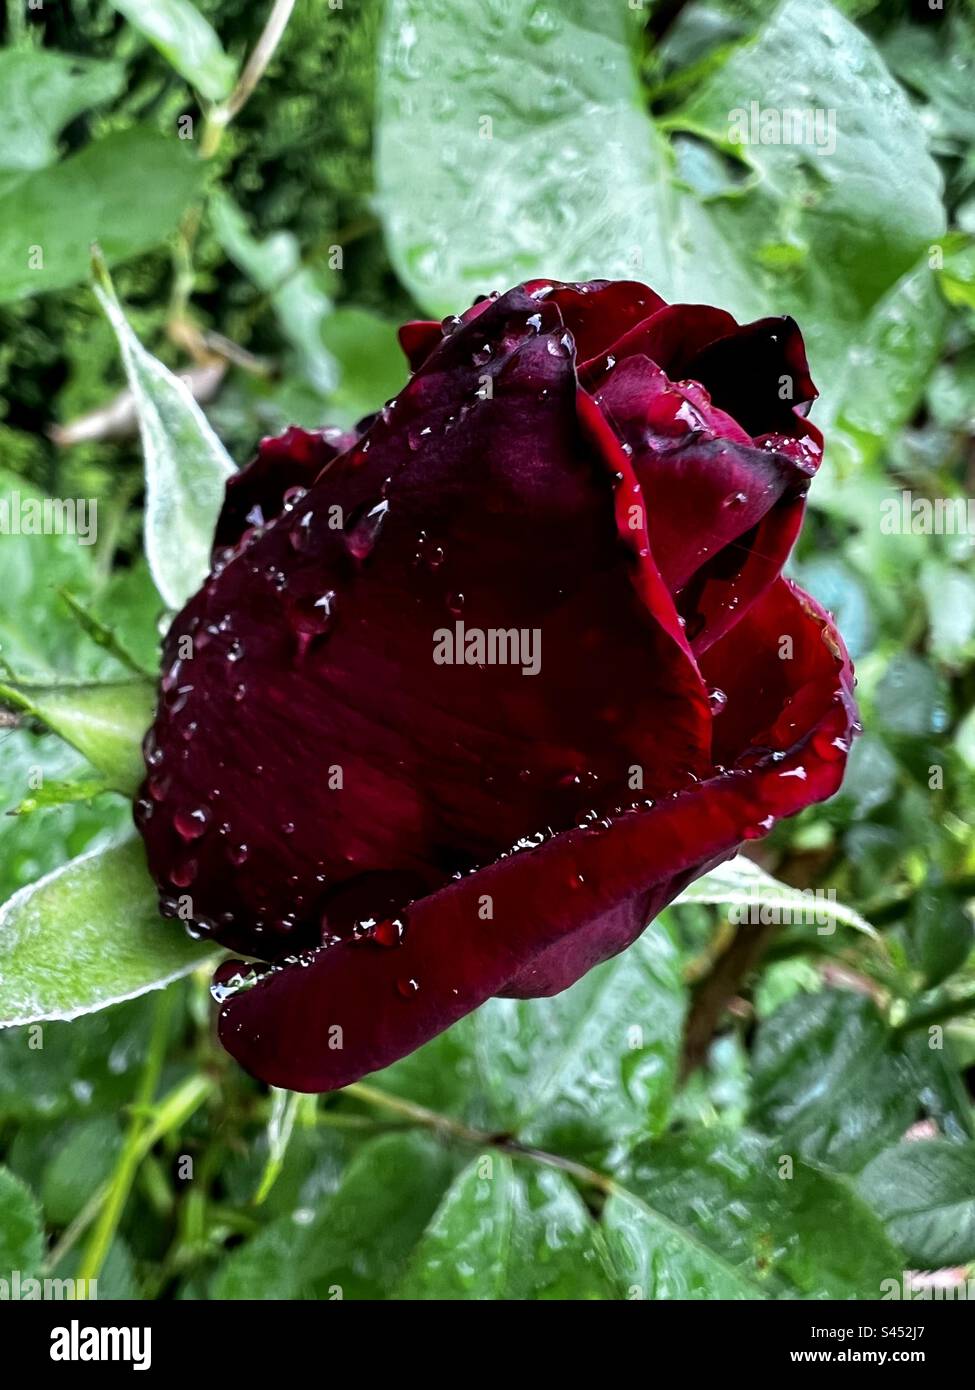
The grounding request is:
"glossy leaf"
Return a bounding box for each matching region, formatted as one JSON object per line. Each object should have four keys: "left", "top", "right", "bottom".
{"left": 377, "top": 0, "right": 943, "bottom": 404}
{"left": 858, "top": 1140, "right": 975, "bottom": 1268}
{"left": 378, "top": 919, "right": 686, "bottom": 1163}
{"left": 396, "top": 1157, "right": 619, "bottom": 1299}
{"left": 750, "top": 989, "right": 916, "bottom": 1172}
{"left": 606, "top": 1128, "right": 904, "bottom": 1299}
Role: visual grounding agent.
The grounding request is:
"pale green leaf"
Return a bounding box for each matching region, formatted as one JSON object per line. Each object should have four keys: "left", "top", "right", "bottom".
{"left": 0, "top": 838, "right": 214, "bottom": 1027}
{"left": 110, "top": 0, "right": 237, "bottom": 101}
{"left": 92, "top": 254, "right": 236, "bottom": 610}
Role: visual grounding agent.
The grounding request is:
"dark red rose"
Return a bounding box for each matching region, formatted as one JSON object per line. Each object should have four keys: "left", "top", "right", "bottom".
{"left": 135, "top": 279, "right": 857, "bottom": 1092}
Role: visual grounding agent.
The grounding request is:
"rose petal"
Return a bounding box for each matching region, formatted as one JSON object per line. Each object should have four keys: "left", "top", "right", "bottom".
{"left": 684, "top": 315, "right": 818, "bottom": 438}
{"left": 141, "top": 287, "right": 711, "bottom": 960}
{"left": 212, "top": 426, "right": 357, "bottom": 554}
{"left": 218, "top": 578, "right": 855, "bottom": 1090}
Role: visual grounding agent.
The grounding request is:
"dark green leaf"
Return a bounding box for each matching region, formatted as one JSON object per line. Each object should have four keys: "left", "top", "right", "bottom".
{"left": 858, "top": 1141, "right": 975, "bottom": 1267}
{"left": 750, "top": 989, "right": 916, "bottom": 1172}
{"left": 379, "top": 920, "right": 686, "bottom": 1163}
{"left": 396, "top": 1157, "right": 619, "bottom": 1299}
{"left": 607, "top": 1128, "right": 904, "bottom": 1299}
{"left": 0, "top": 1166, "right": 44, "bottom": 1277}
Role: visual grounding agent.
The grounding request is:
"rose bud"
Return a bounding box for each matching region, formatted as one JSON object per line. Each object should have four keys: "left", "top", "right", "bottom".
{"left": 136, "top": 279, "right": 857, "bottom": 1092}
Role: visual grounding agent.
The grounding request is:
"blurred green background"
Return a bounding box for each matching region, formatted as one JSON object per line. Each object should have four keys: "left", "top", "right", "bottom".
{"left": 0, "top": 0, "right": 973, "bottom": 1299}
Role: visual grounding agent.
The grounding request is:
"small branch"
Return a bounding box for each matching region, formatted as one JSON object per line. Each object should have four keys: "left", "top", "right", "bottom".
{"left": 49, "top": 363, "right": 227, "bottom": 448}
{"left": 201, "top": 0, "right": 296, "bottom": 155}
{"left": 225, "top": 0, "right": 296, "bottom": 119}
{"left": 680, "top": 921, "right": 778, "bottom": 1080}
{"left": 344, "top": 1083, "right": 617, "bottom": 1197}
{"left": 895, "top": 990, "right": 975, "bottom": 1038}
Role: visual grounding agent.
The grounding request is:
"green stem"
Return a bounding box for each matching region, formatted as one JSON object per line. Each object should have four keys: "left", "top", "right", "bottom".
{"left": 343, "top": 1083, "right": 617, "bottom": 1197}
{"left": 75, "top": 990, "right": 175, "bottom": 1287}
{"left": 47, "top": 1072, "right": 214, "bottom": 1278}
{"left": 895, "top": 989, "right": 975, "bottom": 1037}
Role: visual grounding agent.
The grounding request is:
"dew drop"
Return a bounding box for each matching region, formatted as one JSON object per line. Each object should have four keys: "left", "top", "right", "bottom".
{"left": 171, "top": 858, "right": 198, "bottom": 888}
{"left": 289, "top": 510, "right": 315, "bottom": 552}
{"left": 373, "top": 917, "right": 407, "bottom": 948}
{"left": 707, "top": 686, "right": 728, "bottom": 715}
{"left": 396, "top": 976, "right": 420, "bottom": 998}
{"left": 174, "top": 806, "right": 211, "bottom": 841}
{"left": 228, "top": 842, "right": 249, "bottom": 867}
{"left": 344, "top": 499, "right": 389, "bottom": 560}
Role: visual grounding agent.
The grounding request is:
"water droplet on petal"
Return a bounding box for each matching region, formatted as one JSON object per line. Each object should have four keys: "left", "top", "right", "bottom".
{"left": 344, "top": 499, "right": 389, "bottom": 560}
{"left": 707, "top": 686, "right": 728, "bottom": 714}
{"left": 174, "top": 807, "right": 211, "bottom": 841}
{"left": 396, "top": 976, "right": 420, "bottom": 998}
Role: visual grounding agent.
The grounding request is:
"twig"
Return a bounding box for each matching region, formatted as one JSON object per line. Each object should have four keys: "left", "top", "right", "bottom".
{"left": 344, "top": 1082, "right": 617, "bottom": 1197}
{"left": 200, "top": 0, "right": 296, "bottom": 155}
{"left": 680, "top": 920, "right": 778, "bottom": 1079}
{"left": 49, "top": 363, "right": 227, "bottom": 447}
{"left": 895, "top": 989, "right": 975, "bottom": 1037}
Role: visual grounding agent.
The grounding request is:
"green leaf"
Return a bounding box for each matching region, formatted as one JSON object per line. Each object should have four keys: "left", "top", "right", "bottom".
{"left": 110, "top": 0, "right": 237, "bottom": 102}
{"left": 212, "top": 1132, "right": 456, "bottom": 1300}
{"left": 41, "top": 1117, "right": 123, "bottom": 1227}
{"left": 0, "top": 128, "right": 206, "bottom": 303}
{"left": 0, "top": 49, "right": 125, "bottom": 174}
{"left": 209, "top": 191, "right": 337, "bottom": 396}
{"left": 0, "top": 1166, "right": 44, "bottom": 1277}
{"left": 828, "top": 260, "right": 948, "bottom": 472}
{"left": 0, "top": 838, "right": 213, "bottom": 1027}
{"left": 606, "top": 1128, "right": 904, "bottom": 1299}
{"left": 920, "top": 560, "right": 975, "bottom": 669}
{"left": 377, "top": 0, "right": 943, "bottom": 406}
{"left": 320, "top": 308, "right": 407, "bottom": 430}
{"left": 92, "top": 253, "right": 236, "bottom": 611}
{"left": 0, "top": 678, "right": 154, "bottom": 796}
{"left": 395, "top": 1157, "right": 619, "bottom": 1299}
{"left": 906, "top": 887, "right": 974, "bottom": 990}
{"left": 858, "top": 1141, "right": 975, "bottom": 1268}
{"left": 10, "top": 775, "right": 113, "bottom": 816}
{"left": 750, "top": 989, "right": 916, "bottom": 1172}
{"left": 378, "top": 918, "right": 686, "bottom": 1163}
{"left": 0, "top": 998, "right": 163, "bottom": 1122}
{"left": 875, "top": 654, "right": 950, "bottom": 738}
{"left": 674, "top": 855, "right": 878, "bottom": 940}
